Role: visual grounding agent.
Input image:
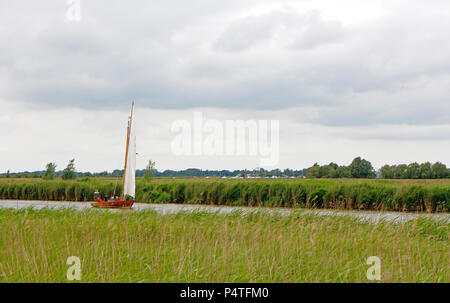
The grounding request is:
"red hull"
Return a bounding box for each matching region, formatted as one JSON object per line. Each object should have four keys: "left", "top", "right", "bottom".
{"left": 91, "top": 200, "right": 134, "bottom": 209}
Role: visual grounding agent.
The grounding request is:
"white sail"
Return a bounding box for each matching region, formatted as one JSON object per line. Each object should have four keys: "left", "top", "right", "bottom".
{"left": 123, "top": 104, "right": 136, "bottom": 199}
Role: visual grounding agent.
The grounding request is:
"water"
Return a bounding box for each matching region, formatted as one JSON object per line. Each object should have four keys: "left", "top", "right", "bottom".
{"left": 0, "top": 200, "right": 448, "bottom": 224}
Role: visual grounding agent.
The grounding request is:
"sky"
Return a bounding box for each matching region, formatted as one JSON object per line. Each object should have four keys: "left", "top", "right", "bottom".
{"left": 0, "top": 0, "right": 449, "bottom": 172}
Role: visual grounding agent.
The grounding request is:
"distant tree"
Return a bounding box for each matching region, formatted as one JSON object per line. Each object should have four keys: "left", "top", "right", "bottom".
{"left": 329, "top": 162, "right": 339, "bottom": 170}
{"left": 306, "top": 163, "right": 320, "bottom": 178}
{"left": 318, "top": 163, "right": 335, "bottom": 178}
{"left": 61, "top": 159, "right": 77, "bottom": 180}
{"left": 349, "top": 157, "right": 361, "bottom": 178}
{"left": 328, "top": 163, "right": 338, "bottom": 178}
{"left": 328, "top": 167, "right": 338, "bottom": 178}
{"left": 43, "top": 162, "right": 57, "bottom": 180}
{"left": 283, "top": 168, "right": 293, "bottom": 177}
{"left": 335, "top": 166, "right": 351, "bottom": 178}
{"left": 406, "top": 162, "right": 421, "bottom": 179}
{"left": 349, "top": 157, "right": 376, "bottom": 178}
{"left": 94, "top": 171, "right": 109, "bottom": 177}
{"left": 144, "top": 160, "right": 156, "bottom": 181}
{"left": 271, "top": 168, "right": 282, "bottom": 177}
{"left": 380, "top": 162, "right": 447, "bottom": 179}
{"left": 112, "top": 170, "right": 121, "bottom": 177}
{"left": 419, "top": 162, "right": 433, "bottom": 179}
{"left": 394, "top": 164, "right": 408, "bottom": 179}
{"left": 380, "top": 165, "right": 395, "bottom": 179}
{"left": 255, "top": 168, "right": 264, "bottom": 177}
{"left": 6, "top": 170, "right": 10, "bottom": 178}
{"left": 307, "top": 161, "right": 359, "bottom": 178}
{"left": 431, "top": 162, "right": 447, "bottom": 179}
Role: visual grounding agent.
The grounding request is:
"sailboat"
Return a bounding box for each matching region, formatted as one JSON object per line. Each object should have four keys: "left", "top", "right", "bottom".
{"left": 91, "top": 102, "right": 136, "bottom": 209}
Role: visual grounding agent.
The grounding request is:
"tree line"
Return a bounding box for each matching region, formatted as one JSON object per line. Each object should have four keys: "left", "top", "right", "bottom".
{"left": 380, "top": 162, "right": 448, "bottom": 179}
{"left": 1, "top": 157, "right": 449, "bottom": 179}
{"left": 1, "top": 159, "right": 307, "bottom": 179}
{"left": 306, "top": 157, "right": 449, "bottom": 179}
{"left": 306, "top": 157, "right": 377, "bottom": 178}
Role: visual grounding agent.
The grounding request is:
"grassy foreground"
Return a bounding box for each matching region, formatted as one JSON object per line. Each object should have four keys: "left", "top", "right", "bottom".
{"left": 0, "top": 208, "right": 448, "bottom": 282}
{"left": 1, "top": 178, "right": 449, "bottom": 212}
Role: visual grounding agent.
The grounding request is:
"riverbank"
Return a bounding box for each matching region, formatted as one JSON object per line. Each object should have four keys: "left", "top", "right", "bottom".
{"left": 0, "top": 207, "right": 448, "bottom": 282}
{"left": 1, "top": 178, "right": 449, "bottom": 212}
{"left": 1, "top": 200, "right": 449, "bottom": 224}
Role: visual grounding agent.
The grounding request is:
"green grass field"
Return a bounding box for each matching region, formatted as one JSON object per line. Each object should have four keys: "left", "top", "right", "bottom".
{"left": 0, "top": 208, "right": 448, "bottom": 282}
{"left": 0, "top": 177, "right": 449, "bottom": 212}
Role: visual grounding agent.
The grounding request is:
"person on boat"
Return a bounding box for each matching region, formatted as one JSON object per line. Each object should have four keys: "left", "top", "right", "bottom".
{"left": 115, "top": 195, "right": 120, "bottom": 201}
{"left": 104, "top": 195, "right": 108, "bottom": 202}
{"left": 96, "top": 197, "right": 103, "bottom": 203}
{"left": 110, "top": 196, "right": 116, "bottom": 202}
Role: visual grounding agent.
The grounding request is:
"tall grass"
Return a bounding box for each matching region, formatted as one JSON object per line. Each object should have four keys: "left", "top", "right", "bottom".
{"left": 0, "top": 208, "right": 448, "bottom": 282}
{"left": 0, "top": 178, "right": 449, "bottom": 212}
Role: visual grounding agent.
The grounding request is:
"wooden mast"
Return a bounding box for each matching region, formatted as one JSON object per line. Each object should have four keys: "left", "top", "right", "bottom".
{"left": 122, "top": 101, "right": 134, "bottom": 200}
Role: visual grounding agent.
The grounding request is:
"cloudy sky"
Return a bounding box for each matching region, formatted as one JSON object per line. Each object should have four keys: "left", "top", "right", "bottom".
{"left": 1, "top": 0, "right": 449, "bottom": 172}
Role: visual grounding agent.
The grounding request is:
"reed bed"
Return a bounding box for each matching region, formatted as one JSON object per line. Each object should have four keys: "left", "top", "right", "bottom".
{"left": 0, "top": 178, "right": 449, "bottom": 212}
{"left": 0, "top": 208, "right": 448, "bottom": 283}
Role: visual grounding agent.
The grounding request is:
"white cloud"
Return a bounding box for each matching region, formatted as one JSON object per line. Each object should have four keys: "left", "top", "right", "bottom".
{"left": 0, "top": 1, "right": 449, "bottom": 171}
{"left": 1, "top": 101, "right": 449, "bottom": 172}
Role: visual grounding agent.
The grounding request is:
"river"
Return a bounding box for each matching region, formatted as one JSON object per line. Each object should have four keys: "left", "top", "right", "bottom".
{"left": 0, "top": 200, "right": 448, "bottom": 224}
